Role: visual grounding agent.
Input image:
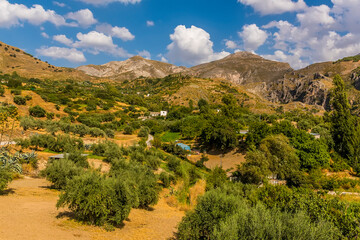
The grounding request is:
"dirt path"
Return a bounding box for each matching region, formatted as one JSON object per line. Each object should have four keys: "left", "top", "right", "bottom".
{"left": 0, "top": 177, "right": 184, "bottom": 240}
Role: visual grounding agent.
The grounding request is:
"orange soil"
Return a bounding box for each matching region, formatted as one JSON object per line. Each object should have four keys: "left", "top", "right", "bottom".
{"left": 188, "top": 149, "right": 246, "bottom": 171}
{"left": 0, "top": 177, "right": 184, "bottom": 240}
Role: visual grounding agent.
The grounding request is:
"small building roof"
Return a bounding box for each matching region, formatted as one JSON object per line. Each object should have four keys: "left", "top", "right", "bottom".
{"left": 49, "top": 153, "right": 88, "bottom": 159}
{"left": 176, "top": 143, "right": 191, "bottom": 151}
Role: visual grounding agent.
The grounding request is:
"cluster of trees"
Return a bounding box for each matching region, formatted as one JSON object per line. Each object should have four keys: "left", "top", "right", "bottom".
{"left": 43, "top": 142, "right": 160, "bottom": 227}
{"left": 20, "top": 116, "right": 115, "bottom": 138}
{"left": 16, "top": 133, "right": 84, "bottom": 153}
{"left": 177, "top": 181, "right": 360, "bottom": 239}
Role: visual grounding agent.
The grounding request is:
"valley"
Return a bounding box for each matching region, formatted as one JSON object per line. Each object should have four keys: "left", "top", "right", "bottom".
{"left": 2, "top": 39, "right": 360, "bottom": 239}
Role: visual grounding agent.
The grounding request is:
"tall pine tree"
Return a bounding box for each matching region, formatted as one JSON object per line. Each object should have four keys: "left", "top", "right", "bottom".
{"left": 330, "top": 75, "right": 360, "bottom": 165}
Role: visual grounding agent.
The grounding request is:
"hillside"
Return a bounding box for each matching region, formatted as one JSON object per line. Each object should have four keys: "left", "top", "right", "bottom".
{"left": 188, "top": 51, "right": 293, "bottom": 85}
{"left": 0, "top": 41, "right": 93, "bottom": 81}
{"left": 77, "top": 56, "right": 187, "bottom": 81}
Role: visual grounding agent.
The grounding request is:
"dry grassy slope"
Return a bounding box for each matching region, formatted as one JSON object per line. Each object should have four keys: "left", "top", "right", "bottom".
{"left": 0, "top": 41, "right": 93, "bottom": 81}
{"left": 188, "top": 52, "right": 293, "bottom": 85}
{"left": 77, "top": 56, "right": 187, "bottom": 81}
{"left": 0, "top": 87, "right": 64, "bottom": 117}
{"left": 167, "top": 77, "right": 321, "bottom": 114}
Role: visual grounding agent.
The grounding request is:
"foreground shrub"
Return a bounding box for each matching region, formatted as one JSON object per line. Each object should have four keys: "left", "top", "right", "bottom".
{"left": 110, "top": 159, "right": 160, "bottom": 208}
{"left": 57, "top": 171, "right": 133, "bottom": 226}
{"left": 213, "top": 205, "right": 340, "bottom": 240}
{"left": 177, "top": 188, "right": 340, "bottom": 240}
{"left": 43, "top": 158, "right": 84, "bottom": 189}
{"left": 0, "top": 167, "right": 13, "bottom": 192}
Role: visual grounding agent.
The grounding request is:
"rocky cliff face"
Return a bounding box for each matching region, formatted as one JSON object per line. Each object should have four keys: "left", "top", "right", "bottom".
{"left": 77, "top": 56, "right": 186, "bottom": 81}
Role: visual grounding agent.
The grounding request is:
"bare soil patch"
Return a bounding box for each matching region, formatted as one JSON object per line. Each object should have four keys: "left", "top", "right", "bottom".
{"left": 188, "top": 149, "right": 246, "bottom": 171}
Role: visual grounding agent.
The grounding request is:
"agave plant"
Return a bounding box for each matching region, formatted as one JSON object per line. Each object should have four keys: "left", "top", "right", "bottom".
{"left": 0, "top": 149, "right": 23, "bottom": 174}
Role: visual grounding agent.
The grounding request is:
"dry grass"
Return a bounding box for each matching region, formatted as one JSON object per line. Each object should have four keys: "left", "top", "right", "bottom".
{"left": 188, "top": 149, "right": 246, "bottom": 172}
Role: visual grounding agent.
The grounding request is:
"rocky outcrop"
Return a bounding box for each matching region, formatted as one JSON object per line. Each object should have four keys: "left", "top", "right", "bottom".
{"left": 77, "top": 56, "right": 187, "bottom": 81}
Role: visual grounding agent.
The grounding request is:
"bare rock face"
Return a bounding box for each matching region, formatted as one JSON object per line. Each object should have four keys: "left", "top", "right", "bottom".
{"left": 188, "top": 51, "right": 293, "bottom": 85}
{"left": 77, "top": 56, "right": 187, "bottom": 80}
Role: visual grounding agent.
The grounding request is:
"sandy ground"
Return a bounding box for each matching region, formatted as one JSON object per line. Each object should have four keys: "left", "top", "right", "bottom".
{"left": 0, "top": 177, "right": 184, "bottom": 240}
{"left": 188, "top": 149, "right": 246, "bottom": 171}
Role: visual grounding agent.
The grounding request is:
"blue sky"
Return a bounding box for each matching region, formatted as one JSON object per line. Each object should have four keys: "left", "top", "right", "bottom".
{"left": 0, "top": 0, "right": 359, "bottom": 69}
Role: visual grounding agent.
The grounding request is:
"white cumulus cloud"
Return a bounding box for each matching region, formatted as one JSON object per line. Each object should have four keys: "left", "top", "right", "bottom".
{"left": 239, "top": 24, "right": 268, "bottom": 51}
{"left": 0, "top": 0, "right": 68, "bottom": 28}
{"left": 238, "top": 0, "right": 306, "bottom": 15}
{"left": 77, "top": 0, "right": 141, "bottom": 6}
{"left": 167, "top": 25, "right": 230, "bottom": 65}
{"left": 73, "top": 31, "right": 131, "bottom": 57}
{"left": 66, "top": 9, "right": 97, "bottom": 28}
{"left": 53, "top": 34, "right": 73, "bottom": 46}
{"left": 225, "top": 40, "right": 238, "bottom": 49}
{"left": 261, "top": 1, "right": 360, "bottom": 69}
{"left": 36, "top": 46, "right": 86, "bottom": 63}
{"left": 138, "top": 50, "right": 151, "bottom": 59}
{"left": 96, "top": 23, "right": 135, "bottom": 41}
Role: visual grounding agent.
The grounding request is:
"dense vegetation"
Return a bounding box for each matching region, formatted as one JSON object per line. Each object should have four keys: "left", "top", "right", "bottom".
{"left": 3, "top": 70, "right": 360, "bottom": 238}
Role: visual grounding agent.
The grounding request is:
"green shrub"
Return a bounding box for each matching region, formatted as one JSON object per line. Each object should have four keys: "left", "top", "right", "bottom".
{"left": 13, "top": 95, "right": 26, "bottom": 105}
{"left": 213, "top": 205, "right": 340, "bottom": 240}
{"left": 159, "top": 172, "right": 171, "bottom": 188}
{"left": 206, "top": 166, "right": 227, "bottom": 191}
{"left": 29, "top": 105, "right": 46, "bottom": 117}
{"left": 46, "top": 112, "right": 55, "bottom": 120}
{"left": 105, "top": 129, "right": 115, "bottom": 138}
{"left": 123, "top": 125, "right": 134, "bottom": 135}
{"left": 110, "top": 160, "right": 159, "bottom": 208}
{"left": 91, "top": 141, "right": 123, "bottom": 163}
{"left": 43, "top": 158, "right": 84, "bottom": 189}
{"left": 138, "top": 126, "right": 150, "bottom": 138}
{"left": 67, "top": 151, "right": 89, "bottom": 168}
{"left": 10, "top": 89, "right": 21, "bottom": 95}
{"left": 57, "top": 171, "right": 133, "bottom": 226}
{"left": 0, "top": 85, "right": 4, "bottom": 97}
{"left": 25, "top": 95, "right": 32, "bottom": 101}
{"left": 0, "top": 167, "right": 13, "bottom": 192}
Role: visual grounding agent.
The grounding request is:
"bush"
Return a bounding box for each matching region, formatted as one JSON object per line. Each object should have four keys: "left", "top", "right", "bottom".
{"left": 91, "top": 141, "right": 123, "bottom": 163}
{"left": 105, "top": 128, "right": 115, "bottom": 138}
{"left": 67, "top": 151, "right": 89, "bottom": 168}
{"left": 10, "top": 89, "right": 21, "bottom": 95}
{"left": 57, "top": 171, "right": 133, "bottom": 226}
{"left": 159, "top": 172, "right": 171, "bottom": 188}
{"left": 213, "top": 205, "right": 340, "bottom": 240}
{"left": 13, "top": 95, "right": 26, "bottom": 105}
{"left": 138, "top": 126, "right": 150, "bottom": 138}
{"left": 123, "top": 125, "right": 134, "bottom": 135}
{"left": 110, "top": 160, "right": 159, "bottom": 208}
{"left": 206, "top": 167, "right": 227, "bottom": 191}
{"left": 0, "top": 167, "right": 13, "bottom": 192}
{"left": 25, "top": 95, "right": 32, "bottom": 101}
{"left": 43, "top": 158, "right": 84, "bottom": 189}
{"left": 46, "top": 112, "right": 54, "bottom": 120}
{"left": 29, "top": 105, "right": 46, "bottom": 117}
{"left": 0, "top": 85, "right": 4, "bottom": 97}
